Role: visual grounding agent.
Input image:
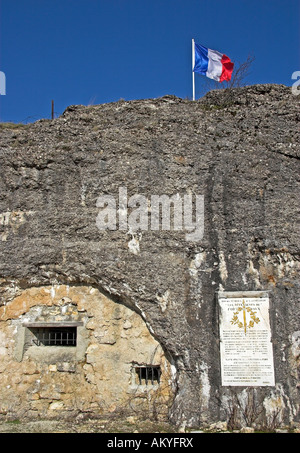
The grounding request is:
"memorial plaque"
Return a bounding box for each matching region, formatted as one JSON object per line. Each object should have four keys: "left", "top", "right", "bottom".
{"left": 218, "top": 292, "right": 275, "bottom": 386}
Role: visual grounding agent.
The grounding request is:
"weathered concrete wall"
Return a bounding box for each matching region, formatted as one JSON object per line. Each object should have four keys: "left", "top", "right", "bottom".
{"left": 0, "top": 84, "right": 299, "bottom": 428}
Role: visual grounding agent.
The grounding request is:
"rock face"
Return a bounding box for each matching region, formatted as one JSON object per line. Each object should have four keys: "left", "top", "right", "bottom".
{"left": 0, "top": 84, "right": 299, "bottom": 428}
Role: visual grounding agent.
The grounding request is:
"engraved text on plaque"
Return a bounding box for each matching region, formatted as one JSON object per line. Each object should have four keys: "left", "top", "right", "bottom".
{"left": 218, "top": 292, "right": 275, "bottom": 386}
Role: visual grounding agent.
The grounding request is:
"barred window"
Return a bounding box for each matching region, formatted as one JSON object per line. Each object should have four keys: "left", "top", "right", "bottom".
{"left": 23, "top": 322, "right": 82, "bottom": 347}
{"left": 135, "top": 366, "right": 161, "bottom": 385}
{"left": 30, "top": 327, "right": 77, "bottom": 346}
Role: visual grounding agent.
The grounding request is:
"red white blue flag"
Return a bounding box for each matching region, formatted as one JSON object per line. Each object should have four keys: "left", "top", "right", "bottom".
{"left": 193, "top": 42, "right": 234, "bottom": 82}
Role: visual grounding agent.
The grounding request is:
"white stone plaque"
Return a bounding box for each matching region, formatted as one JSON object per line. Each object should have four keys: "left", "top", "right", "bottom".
{"left": 218, "top": 292, "right": 275, "bottom": 386}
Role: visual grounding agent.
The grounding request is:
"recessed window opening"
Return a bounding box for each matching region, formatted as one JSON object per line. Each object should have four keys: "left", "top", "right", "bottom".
{"left": 30, "top": 327, "right": 77, "bottom": 347}
{"left": 135, "top": 366, "right": 161, "bottom": 385}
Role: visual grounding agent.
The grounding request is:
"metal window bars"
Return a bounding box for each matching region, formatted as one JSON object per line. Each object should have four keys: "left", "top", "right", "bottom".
{"left": 31, "top": 327, "right": 77, "bottom": 346}
{"left": 135, "top": 366, "right": 161, "bottom": 385}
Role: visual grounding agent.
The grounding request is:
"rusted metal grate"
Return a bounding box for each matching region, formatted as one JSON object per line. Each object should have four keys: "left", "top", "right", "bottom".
{"left": 30, "top": 327, "right": 77, "bottom": 346}
{"left": 135, "top": 366, "right": 161, "bottom": 385}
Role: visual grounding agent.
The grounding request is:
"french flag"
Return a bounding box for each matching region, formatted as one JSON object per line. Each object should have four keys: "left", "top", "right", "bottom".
{"left": 193, "top": 41, "right": 234, "bottom": 82}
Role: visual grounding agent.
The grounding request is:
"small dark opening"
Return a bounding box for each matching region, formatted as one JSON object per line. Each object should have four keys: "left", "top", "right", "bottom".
{"left": 135, "top": 366, "right": 161, "bottom": 385}
{"left": 30, "top": 327, "right": 77, "bottom": 346}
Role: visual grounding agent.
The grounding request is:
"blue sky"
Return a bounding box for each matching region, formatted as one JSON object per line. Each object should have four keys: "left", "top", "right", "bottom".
{"left": 0, "top": 0, "right": 299, "bottom": 123}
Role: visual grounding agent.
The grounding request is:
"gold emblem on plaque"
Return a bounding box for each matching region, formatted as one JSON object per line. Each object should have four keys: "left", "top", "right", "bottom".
{"left": 230, "top": 299, "right": 260, "bottom": 334}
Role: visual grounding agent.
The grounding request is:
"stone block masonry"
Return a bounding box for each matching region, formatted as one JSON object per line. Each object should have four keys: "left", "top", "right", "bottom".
{"left": 0, "top": 285, "right": 173, "bottom": 420}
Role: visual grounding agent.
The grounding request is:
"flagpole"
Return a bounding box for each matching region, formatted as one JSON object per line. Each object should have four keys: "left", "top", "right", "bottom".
{"left": 192, "top": 38, "right": 195, "bottom": 101}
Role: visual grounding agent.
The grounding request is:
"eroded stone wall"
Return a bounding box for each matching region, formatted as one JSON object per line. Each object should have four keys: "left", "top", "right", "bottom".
{"left": 0, "top": 84, "right": 299, "bottom": 428}
{"left": 0, "top": 285, "right": 174, "bottom": 420}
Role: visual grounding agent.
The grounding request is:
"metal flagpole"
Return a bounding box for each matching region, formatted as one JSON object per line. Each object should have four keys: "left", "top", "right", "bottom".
{"left": 192, "top": 39, "right": 195, "bottom": 101}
